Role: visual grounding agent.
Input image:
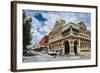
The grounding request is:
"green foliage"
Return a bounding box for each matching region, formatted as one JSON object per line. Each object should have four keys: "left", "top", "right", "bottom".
{"left": 23, "top": 10, "right": 26, "bottom": 22}
{"left": 23, "top": 10, "right": 32, "bottom": 54}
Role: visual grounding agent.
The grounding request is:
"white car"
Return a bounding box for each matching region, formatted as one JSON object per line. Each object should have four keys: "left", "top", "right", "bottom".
{"left": 48, "top": 51, "right": 56, "bottom": 55}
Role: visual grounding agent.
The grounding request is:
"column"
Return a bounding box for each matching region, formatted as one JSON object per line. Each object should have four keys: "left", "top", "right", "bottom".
{"left": 61, "top": 41, "right": 64, "bottom": 55}
{"left": 69, "top": 40, "right": 74, "bottom": 55}
{"left": 77, "top": 39, "right": 80, "bottom": 55}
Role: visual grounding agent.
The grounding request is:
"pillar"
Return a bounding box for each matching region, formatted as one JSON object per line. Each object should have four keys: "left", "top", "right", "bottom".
{"left": 62, "top": 41, "right": 65, "bottom": 55}
{"left": 77, "top": 39, "right": 80, "bottom": 55}
{"left": 69, "top": 40, "right": 74, "bottom": 55}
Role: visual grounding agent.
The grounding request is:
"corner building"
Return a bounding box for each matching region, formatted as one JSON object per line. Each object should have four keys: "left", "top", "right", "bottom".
{"left": 47, "top": 19, "right": 91, "bottom": 56}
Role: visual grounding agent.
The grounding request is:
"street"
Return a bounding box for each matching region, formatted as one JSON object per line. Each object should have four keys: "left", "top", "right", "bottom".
{"left": 23, "top": 51, "right": 91, "bottom": 63}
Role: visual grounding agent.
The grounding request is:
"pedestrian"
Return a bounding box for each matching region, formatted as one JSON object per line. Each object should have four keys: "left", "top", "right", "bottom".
{"left": 60, "top": 49, "right": 62, "bottom": 56}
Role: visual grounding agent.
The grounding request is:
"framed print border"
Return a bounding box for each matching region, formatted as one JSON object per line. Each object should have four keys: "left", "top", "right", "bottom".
{"left": 11, "top": 1, "right": 98, "bottom": 72}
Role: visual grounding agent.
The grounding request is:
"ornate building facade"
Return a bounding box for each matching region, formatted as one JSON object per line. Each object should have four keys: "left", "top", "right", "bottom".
{"left": 46, "top": 19, "right": 91, "bottom": 55}
{"left": 39, "top": 35, "right": 49, "bottom": 47}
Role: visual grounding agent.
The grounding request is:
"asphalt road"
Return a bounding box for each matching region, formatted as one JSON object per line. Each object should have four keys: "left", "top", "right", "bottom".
{"left": 23, "top": 51, "right": 91, "bottom": 63}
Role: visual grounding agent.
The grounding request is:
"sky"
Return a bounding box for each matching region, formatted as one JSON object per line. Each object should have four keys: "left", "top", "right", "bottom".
{"left": 24, "top": 10, "right": 91, "bottom": 48}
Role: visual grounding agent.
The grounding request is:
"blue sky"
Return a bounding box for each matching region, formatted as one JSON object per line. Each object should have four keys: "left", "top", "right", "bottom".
{"left": 24, "top": 10, "right": 91, "bottom": 47}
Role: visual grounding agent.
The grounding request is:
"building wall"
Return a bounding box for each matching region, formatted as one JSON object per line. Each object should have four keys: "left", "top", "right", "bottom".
{"left": 47, "top": 19, "right": 91, "bottom": 55}
{"left": 39, "top": 35, "right": 49, "bottom": 47}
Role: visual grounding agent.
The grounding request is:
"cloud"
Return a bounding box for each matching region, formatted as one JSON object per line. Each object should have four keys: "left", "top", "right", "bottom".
{"left": 38, "top": 25, "right": 50, "bottom": 35}
{"left": 41, "top": 12, "right": 58, "bottom": 30}
{"left": 26, "top": 14, "right": 44, "bottom": 45}
{"left": 31, "top": 16, "right": 42, "bottom": 30}
{"left": 24, "top": 10, "right": 91, "bottom": 47}
{"left": 31, "top": 29, "right": 44, "bottom": 44}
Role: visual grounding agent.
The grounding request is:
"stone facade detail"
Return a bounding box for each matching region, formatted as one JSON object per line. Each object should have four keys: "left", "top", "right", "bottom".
{"left": 40, "top": 19, "right": 91, "bottom": 56}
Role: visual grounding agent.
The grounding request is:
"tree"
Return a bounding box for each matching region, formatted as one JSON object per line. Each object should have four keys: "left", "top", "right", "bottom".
{"left": 23, "top": 10, "right": 32, "bottom": 55}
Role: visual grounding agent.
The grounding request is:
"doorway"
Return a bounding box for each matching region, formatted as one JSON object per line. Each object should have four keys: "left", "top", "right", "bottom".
{"left": 64, "top": 40, "right": 70, "bottom": 54}
{"left": 74, "top": 40, "right": 78, "bottom": 55}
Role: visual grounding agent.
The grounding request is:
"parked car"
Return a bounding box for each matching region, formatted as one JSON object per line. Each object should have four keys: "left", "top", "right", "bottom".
{"left": 48, "top": 51, "right": 56, "bottom": 56}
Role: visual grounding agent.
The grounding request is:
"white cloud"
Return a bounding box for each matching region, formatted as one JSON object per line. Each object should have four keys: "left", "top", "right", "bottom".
{"left": 30, "top": 16, "right": 44, "bottom": 45}
{"left": 41, "top": 12, "right": 79, "bottom": 32}
{"left": 26, "top": 10, "right": 91, "bottom": 46}
{"left": 31, "top": 17, "right": 42, "bottom": 30}
{"left": 31, "top": 29, "right": 43, "bottom": 44}
{"left": 41, "top": 12, "right": 62, "bottom": 31}
{"left": 38, "top": 25, "right": 50, "bottom": 35}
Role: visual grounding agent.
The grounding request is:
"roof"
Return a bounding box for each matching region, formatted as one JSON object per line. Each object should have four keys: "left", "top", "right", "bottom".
{"left": 62, "top": 22, "right": 79, "bottom": 32}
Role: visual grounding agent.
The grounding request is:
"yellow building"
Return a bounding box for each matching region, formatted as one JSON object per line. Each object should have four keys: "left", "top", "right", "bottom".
{"left": 47, "top": 19, "right": 91, "bottom": 56}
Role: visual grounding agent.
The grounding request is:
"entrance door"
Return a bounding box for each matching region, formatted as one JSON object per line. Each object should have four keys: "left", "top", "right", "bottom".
{"left": 74, "top": 40, "right": 78, "bottom": 55}
{"left": 64, "top": 41, "right": 70, "bottom": 54}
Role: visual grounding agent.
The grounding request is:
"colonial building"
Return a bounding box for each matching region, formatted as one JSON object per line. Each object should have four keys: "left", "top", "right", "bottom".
{"left": 47, "top": 19, "right": 91, "bottom": 55}
{"left": 39, "top": 35, "right": 49, "bottom": 47}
